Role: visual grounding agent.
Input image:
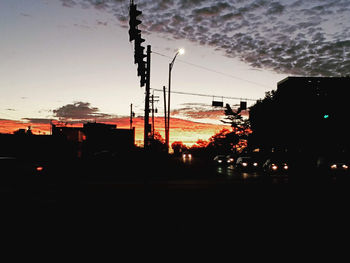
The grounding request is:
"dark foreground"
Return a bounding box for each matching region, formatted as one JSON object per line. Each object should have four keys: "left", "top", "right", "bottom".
{"left": 1, "top": 151, "right": 349, "bottom": 200}
{"left": 2, "top": 153, "right": 350, "bottom": 248}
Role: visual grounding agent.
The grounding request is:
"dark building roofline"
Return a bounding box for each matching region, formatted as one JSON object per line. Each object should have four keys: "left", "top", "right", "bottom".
{"left": 277, "top": 76, "right": 350, "bottom": 87}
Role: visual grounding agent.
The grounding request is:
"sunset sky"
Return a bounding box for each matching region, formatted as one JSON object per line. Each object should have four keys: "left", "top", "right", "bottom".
{"left": 1, "top": 0, "right": 349, "bottom": 145}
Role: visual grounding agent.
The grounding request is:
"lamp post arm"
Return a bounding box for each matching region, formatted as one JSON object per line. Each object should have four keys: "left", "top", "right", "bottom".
{"left": 170, "top": 51, "right": 179, "bottom": 70}
{"left": 166, "top": 50, "right": 180, "bottom": 153}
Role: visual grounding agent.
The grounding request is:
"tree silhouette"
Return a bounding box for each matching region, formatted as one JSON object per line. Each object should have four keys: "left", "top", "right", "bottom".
{"left": 249, "top": 90, "right": 277, "bottom": 152}
{"left": 205, "top": 129, "right": 239, "bottom": 154}
{"left": 149, "top": 131, "right": 166, "bottom": 152}
{"left": 220, "top": 104, "right": 251, "bottom": 153}
{"left": 171, "top": 141, "right": 187, "bottom": 155}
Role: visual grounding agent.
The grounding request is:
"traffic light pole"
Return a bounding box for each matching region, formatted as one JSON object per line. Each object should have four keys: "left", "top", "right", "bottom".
{"left": 144, "top": 45, "right": 151, "bottom": 149}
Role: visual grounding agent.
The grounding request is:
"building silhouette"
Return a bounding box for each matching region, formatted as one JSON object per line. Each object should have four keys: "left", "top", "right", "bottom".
{"left": 249, "top": 76, "right": 350, "bottom": 154}
{"left": 52, "top": 122, "right": 135, "bottom": 157}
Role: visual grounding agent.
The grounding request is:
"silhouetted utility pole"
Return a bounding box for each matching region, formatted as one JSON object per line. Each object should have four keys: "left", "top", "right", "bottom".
{"left": 163, "top": 86, "right": 167, "bottom": 150}
{"left": 130, "top": 103, "right": 135, "bottom": 130}
{"left": 129, "top": 1, "right": 151, "bottom": 149}
{"left": 144, "top": 45, "right": 151, "bottom": 148}
{"left": 150, "top": 93, "right": 159, "bottom": 138}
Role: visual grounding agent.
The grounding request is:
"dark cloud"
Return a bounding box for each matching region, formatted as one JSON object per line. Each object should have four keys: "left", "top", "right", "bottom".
{"left": 52, "top": 102, "right": 112, "bottom": 121}
{"left": 96, "top": 20, "right": 108, "bottom": 26}
{"left": 60, "top": 0, "right": 77, "bottom": 8}
{"left": 265, "top": 2, "right": 285, "bottom": 15}
{"left": 22, "top": 118, "right": 52, "bottom": 124}
{"left": 60, "top": 0, "right": 350, "bottom": 76}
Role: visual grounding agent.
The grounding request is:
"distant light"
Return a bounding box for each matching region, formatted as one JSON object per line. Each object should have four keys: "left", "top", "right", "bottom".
{"left": 36, "top": 166, "right": 44, "bottom": 172}
{"left": 178, "top": 48, "right": 185, "bottom": 55}
{"left": 331, "top": 164, "right": 337, "bottom": 169}
{"left": 242, "top": 162, "right": 248, "bottom": 167}
{"left": 323, "top": 114, "right": 329, "bottom": 119}
{"left": 272, "top": 164, "right": 278, "bottom": 170}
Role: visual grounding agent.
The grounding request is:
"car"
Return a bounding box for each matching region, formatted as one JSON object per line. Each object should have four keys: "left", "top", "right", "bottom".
{"left": 225, "top": 154, "right": 235, "bottom": 165}
{"left": 329, "top": 162, "right": 349, "bottom": 172}
{"left": 213, "top": 155, "right": 227, "bottom": 165}
{"left": 235, "top": 156, "right": 260, "bottom": 171}
{"left": 262, "top": 158, "right": 289, "bottom": 175}
{"left": 0, "top": 155, "right": 48, "bottom": 183}
{"left": 317, "top": 155, "right": 349, "bottom": 177}
{"left": 182, "top": 151, "right": 192, "bottom": 161}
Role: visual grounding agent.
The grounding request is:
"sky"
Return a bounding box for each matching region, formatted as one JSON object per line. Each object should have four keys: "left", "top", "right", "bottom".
{"left": 1, "top": 0, "right": 349, "bottom": 145}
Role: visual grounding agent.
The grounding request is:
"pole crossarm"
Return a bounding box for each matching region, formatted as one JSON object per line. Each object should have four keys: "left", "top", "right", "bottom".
{"left": 152, "top": 89, "right": 258, "bottom": 102}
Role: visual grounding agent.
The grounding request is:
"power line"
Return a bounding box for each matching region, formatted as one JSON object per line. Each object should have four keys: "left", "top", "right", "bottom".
{"left": 152, "top": 88, "right": 258, "bottom": 102}
{"left": 152, "top": 51, "right": 271, "bottom": 89}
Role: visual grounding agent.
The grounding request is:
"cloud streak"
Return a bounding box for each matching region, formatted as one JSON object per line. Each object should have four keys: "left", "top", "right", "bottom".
{"left": 60, "top": 0, "right": 350, "bottom": 76}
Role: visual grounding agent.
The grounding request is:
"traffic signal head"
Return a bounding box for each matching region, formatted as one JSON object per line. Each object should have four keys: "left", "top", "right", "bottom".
{"left": 140, "top": 73, "right": 146, "bottom": 87}
{"left": 129, "top": 4, "right": 142, "bottom": 42}
{"left": 128, "top": 2, "right": 147, "bottom": 88}
{"left": 138, "top": 62, "right": 147, "bottom": 87}
{"left": 240, "top": 101, "right": 247, "bottom": 110}
{"left": 134, "top": 45, "right": 146, "bottom": 64}
{"left": 137, "top": 60, "right": 145, "bottom": 76}
{"left": 129, "top": 28, "right": 141, "bottom": 42}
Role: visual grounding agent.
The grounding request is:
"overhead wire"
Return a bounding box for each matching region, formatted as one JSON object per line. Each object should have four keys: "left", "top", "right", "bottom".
{"left": 152, "top": 50, "right": 272, "bottom": 89}
{"left": 151, "top": 88, "right": 258, "bottom": 102}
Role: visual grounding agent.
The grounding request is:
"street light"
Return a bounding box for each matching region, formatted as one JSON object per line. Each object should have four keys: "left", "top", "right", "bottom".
{"left": 166, "top": 48, "right": 185, "bottom": 153}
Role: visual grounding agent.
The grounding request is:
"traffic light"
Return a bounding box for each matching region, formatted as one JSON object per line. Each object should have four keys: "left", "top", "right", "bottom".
{"left": 129, "top": 4, "right": 142, "bottom": 42}
{"left": 212, "top": 101, "right": 223, "bottom": 107}
{"left": 129, "top": 2, "right": 147, "bottom": 87}
{"left": 323, "top": 114, "right": 329, "bottom": 119}
{"left": 134, "top": 42, "right": 146, "bottom": 64}
{"left": 240, "top": 101, "right": 247, "bottom": 110}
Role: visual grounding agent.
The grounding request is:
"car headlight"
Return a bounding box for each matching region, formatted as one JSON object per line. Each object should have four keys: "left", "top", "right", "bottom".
{"left": 271, "top": 164, "right": 278, "bottom": 170}
{"left": 242, "top": 162, "right": 248, "bottom": 167}
{"left": 283, "top": 165, "right": 289, "bottom": 170}
{"left": 36, "top": 166, "right": 44, "bottom": 172}
{"left": 253, "top": 162, "right": 258, "bottom": 166}
{"left": 331, "top": 164, "right": 337, "bottom": 169}
{"left": 218, "top": 160, "right": 222, "bottom": 163}
{"left": 342, "top": 164, "right": 348, "bottom": 170}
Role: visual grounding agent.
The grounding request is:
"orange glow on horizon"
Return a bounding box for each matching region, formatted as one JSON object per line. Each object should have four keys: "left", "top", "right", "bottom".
{"left": 0, "top": 117, "right": 230, "bottom": 147}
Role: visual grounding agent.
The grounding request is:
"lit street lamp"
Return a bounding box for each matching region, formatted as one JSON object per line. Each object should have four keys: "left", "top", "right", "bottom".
{"left": 166, "top": 48, "right": 185, "bottom": 153}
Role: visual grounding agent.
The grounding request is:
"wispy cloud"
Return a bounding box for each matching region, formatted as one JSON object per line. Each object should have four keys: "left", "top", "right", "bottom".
{"left": 60, "top": 0, "right": 350, "bottom": 76}
{"left": 171, "top": 103, "right": 225, "bottom": 120}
